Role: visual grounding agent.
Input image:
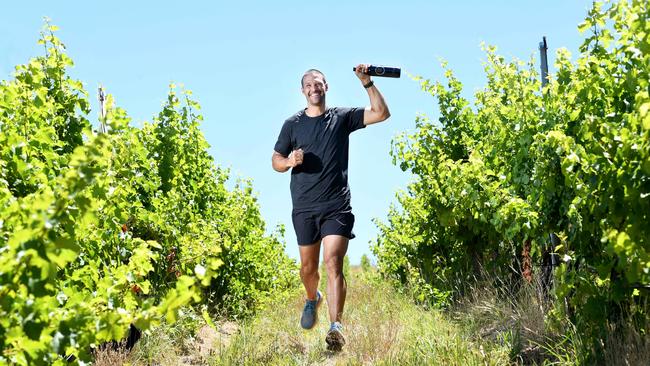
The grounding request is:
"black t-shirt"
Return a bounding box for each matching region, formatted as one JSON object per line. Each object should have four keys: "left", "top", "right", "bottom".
{"left": 274, "top": 107, "right": 366, "bottom": 211}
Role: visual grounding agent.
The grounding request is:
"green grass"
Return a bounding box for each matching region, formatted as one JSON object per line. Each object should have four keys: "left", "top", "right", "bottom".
{"left": 208, "top": 268, "right": 509, "bottom": 365}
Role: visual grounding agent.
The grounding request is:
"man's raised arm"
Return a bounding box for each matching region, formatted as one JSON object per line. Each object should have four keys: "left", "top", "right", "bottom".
{"left": 354, "top": 64, "right": 391, "bottom": 126}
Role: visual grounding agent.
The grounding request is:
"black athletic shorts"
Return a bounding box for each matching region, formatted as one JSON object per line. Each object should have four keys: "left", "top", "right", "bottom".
{"left": 291, "top": 200, "right": 356, "bottom": 246}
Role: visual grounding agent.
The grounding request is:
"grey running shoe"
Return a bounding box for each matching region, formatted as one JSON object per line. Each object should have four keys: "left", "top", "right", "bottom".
{"left": 325, "top": 322, "right": 345, "bottom": 351}
{"left": 300, "top": 290, "right": 322, "bottom": 330}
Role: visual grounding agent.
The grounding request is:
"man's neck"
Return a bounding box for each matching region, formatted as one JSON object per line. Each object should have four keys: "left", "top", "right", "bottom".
{"left": 305, "top": 104, "right": 326, "bottom": 117}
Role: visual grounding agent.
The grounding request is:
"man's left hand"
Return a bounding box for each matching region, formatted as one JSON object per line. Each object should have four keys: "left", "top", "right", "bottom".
{"left": 354, "top": 64, "right": 371, "bottom": 84}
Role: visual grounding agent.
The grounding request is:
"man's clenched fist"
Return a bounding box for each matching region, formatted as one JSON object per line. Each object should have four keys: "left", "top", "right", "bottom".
{"left": 288, "top": 149, "right": 304, "bottom": 168}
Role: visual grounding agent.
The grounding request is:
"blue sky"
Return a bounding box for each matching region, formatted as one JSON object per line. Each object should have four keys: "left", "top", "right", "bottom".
{"left": 1, "top": 1, "right": 592, "bottom": 264}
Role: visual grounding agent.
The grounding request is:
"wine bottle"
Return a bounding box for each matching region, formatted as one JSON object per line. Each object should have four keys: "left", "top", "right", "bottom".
{"left": 353, "top": 65, "right": 401, "bottom": 78}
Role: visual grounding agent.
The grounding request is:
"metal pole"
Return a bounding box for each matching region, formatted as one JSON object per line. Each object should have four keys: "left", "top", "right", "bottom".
{"left": 539, "top": 36, "right": 549, "bottom": 89}
{"left": 98, "top": 87, "right": 106, "bottom": 133}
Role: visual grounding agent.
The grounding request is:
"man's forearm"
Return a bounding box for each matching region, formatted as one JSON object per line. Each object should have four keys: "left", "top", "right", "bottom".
{"left": 366, "top": 84, "right": 390, "bottom": 119}
{"left": 272, "top": 152, "right": 292, "bottom": 173}
{"left": 362, "top": 81, "right": 391, "bottom": 125}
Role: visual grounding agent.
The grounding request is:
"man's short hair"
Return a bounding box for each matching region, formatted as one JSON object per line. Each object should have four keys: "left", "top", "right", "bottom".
{"left": 301, "top": 69, "right": 326, "bottom": 87}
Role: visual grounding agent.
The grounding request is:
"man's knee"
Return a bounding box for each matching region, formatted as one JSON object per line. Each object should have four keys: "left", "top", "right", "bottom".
{"left": 325, "top": 255, "right": 344, "bottom": 275}
{"left": 300, "top": 260, "right": 319, "bottom": 276}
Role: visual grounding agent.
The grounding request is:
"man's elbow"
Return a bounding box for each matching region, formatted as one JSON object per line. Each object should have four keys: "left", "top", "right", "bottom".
{"left": 273, "top": 164, "right": 289, "bottom": 173}
{"left": 377, "top": 108, "right": 390, "bottom": 122}
{"left": 271, "top": 159, "right": 282, "bottom": 173}
{"left": 382, "top": 109, "right": 391, "bottom": 121}
{"left": 365, "top": 109, "right": 391, "bottom": 125}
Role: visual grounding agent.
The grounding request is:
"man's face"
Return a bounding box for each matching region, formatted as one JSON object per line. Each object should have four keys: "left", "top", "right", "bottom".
{"left": 301, "top": 72, "right": 328, "bottom": 106}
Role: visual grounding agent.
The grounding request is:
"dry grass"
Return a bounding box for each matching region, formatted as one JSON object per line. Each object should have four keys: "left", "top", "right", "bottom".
{"left": 449, "top": 266, "right": 650, "bottom": 366}
{"left": 93, "top": 344, "right": 130, "bottom": 366}
{"left": 600, "top": 319, "right": 650, "bottom": 366}
{"left": 91, "top": 319, "right": 240, "bottom": 365}
{"left": 450, "top": 266, "right": 561, "bottom": 365}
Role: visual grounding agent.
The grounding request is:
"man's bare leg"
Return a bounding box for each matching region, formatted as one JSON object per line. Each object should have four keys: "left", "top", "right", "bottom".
{"left": 322, "top": 235, "right": 349, "bottom": 322}
{"left": 299, "top": 241, "right": 321, "bottom": 301}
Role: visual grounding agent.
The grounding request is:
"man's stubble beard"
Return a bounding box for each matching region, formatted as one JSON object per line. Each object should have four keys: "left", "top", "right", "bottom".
{"left": 309, "top": 94, "right": 325, "bottom": 107}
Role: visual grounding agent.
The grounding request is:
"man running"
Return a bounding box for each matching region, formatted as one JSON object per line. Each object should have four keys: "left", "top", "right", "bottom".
{"left": 272, "top": 65, "right": 390, "bottom": 351}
